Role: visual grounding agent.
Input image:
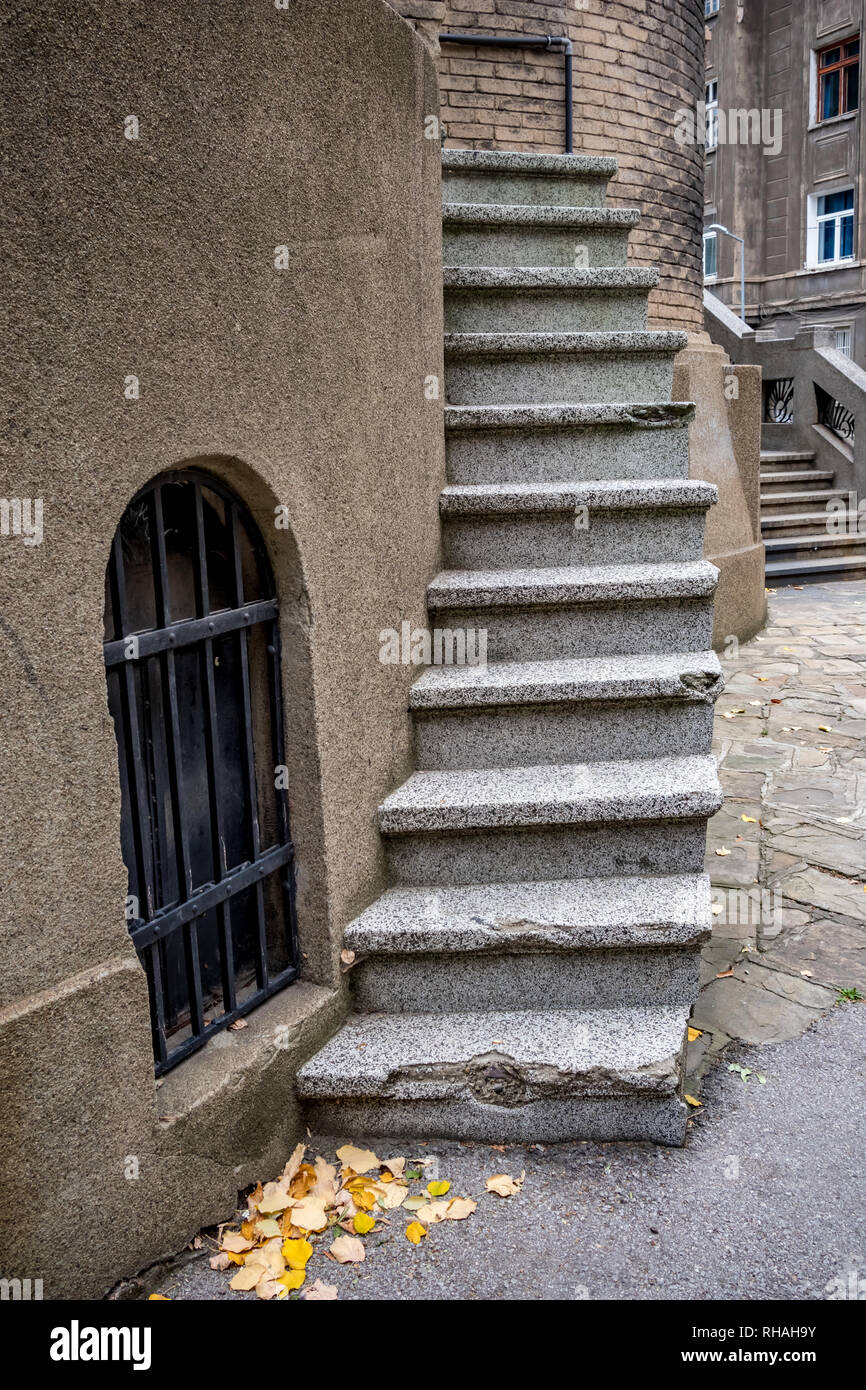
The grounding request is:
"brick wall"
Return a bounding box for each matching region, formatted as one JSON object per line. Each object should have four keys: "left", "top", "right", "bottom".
{"left": 386, "top": 0, "right": 705, "bottom": 332}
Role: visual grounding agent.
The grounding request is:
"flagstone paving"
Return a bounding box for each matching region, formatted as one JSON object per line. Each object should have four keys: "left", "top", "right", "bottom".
{"left": 689, "top": 579, "right": 866, "bottom": 1084}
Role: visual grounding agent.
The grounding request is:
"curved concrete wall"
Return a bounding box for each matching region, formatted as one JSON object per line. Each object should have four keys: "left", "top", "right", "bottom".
{"left": 0, "top": 0, "right": 443, "bottom": 1295}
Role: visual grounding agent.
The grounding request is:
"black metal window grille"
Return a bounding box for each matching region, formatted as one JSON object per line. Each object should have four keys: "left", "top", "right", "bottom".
{"left": 103, "top": 469, "right": 299, "bottom": 1074}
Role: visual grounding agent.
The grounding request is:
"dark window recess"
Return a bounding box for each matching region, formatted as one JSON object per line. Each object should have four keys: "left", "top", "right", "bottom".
{"left": 103, "top": 470, "right": 299, "bottom": 1074}
{"left": 817, "top": 37, "right": 860, "bottom": 121}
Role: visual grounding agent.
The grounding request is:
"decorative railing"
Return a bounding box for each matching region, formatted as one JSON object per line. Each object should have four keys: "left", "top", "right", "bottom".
{"left": 816, "top": 384, "right": 855, "bottom": 444}
{"left": 764, "top": 378, "right": 794, "bottom": 424}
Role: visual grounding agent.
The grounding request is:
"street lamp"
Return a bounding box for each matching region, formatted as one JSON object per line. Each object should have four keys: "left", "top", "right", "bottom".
{"left": 705, "top": 223, "right": 746, "bottom": 322}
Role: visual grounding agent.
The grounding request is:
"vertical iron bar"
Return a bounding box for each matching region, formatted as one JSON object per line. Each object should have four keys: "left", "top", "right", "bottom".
{"left": 266, "top": 614, "right": 300, "bottom": 967}
{"left": 146, "top": 942, "right": 169, "bottom": 1070}
{"left": 151, "top": 484, "right": 204, "bottom": 1038}
{"left": 194, "top": 484, "right": 236, "bottom": 1015}
{"left": 229, "top": 503, "right": 269, "bottom": 988}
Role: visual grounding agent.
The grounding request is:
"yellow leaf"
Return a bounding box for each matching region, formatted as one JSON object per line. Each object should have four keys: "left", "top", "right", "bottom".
{"left": 685, "top": 1094, "right": 703, "bottom": 1108}
{"left": 336, "top": 1144, "right": 380, "bottom": 1174}
{"left": 740, "top": 815, "right": 757, "bottom": 823}
{"left": 230, "top": 1265, "right": 263, "bottom": 1292}
{"left": 818, "top": 725, "right": 833, "bottom": 733}
{"left": 253, "top": 1218, "right": 282, "bottom": 1239}
{"left": 353, "top": 1212, "right": 376, "bottom": 1234}
{"left": 281, "top": 1237, "right": 313, "bottom": 1271}
{"left": 148, "top": 1294, "right": 170, "bottom": 1300}
{"left": 351, "top": 1186, "right": 377, "bottom": 1211}
{"left": 405, "top": 1221, "right": 427, "bottom": 1244}
{"left": 687, "top": 1027, "right": 702, "bottom": 1042}
{"left": 278, "top": 1269, "right": 306, "bottom": 1292}
{"left": 427, "top": 1180, "right": 450, "bottom": 1197}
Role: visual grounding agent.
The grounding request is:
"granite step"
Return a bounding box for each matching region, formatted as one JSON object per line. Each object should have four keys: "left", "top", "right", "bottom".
{"left": 410, "top": 649, "right": 722, "bottom": 769}
{"left": 440, "top": 478, "right": 717, "bottom": 569}
{"left": 346, "top": 873, "right": 710, "bottom": 1013}
{"left": 443, "top": 266, "right": 654, "bottom": 334}
{"left": 761, "top": 509, "right": 841, "bottom": 535}
{"left": 765, "top": 554, "right": 866, "bottom": 583}
{"left": 759, "top": 488, "right": 849, "bottom": 517}
{"left": 444, "top": 329, "right": 687, "bottom": 407}
{"left": 444, "top": 402, "right": 694, "bottom": 484}
{"left": 426, "top": 559, "right": 718, "bottom": 661}
{"left": 296, "top": 1004, "right": 694, "bottom": 1145}
{"left": 441, "top": 149, "right": 618, "bottom": 209}
{"left": 380, "top": 753, "right": 723, "bottom": 887}
{"left": 442, "top": 202, "right": 639, "bottom": 269}
{"left": 759, "top": 450, "right": 816, "bottom": 465}
{"left": 759, "top": 470, "right": 836, "bottom": 493}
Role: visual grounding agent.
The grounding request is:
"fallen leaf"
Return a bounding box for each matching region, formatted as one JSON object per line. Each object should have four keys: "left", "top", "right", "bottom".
{"left": 687, "top": 1027, "right": 702, "bottom": 1042}
{"left": 282, "top": 1142, "right": 306, "bottom": 1184}
{"left": 148, "top": 1294, "right": 170, "bottom": 1300}
{"left": 227, "top": 1018, "right": 249, "bottom": 1031}
{"left": 711, "top": 903, "right": 723, "bottom": 916}
{"left": 253, "top": 1218, "right": 282, "bottom": 1239}
{"left": 381, "top": 1157, "right": 406, "bottom": 1178}
{"left": 716, "top": 969, "right": 734, "bottom": 978}
{"left": 257, "top": 1275, "right": 288, "bottom": 1300}
{"left": 336, "top": 1144, "right": 380, "bottom": 1174}
{"left": 715, "top": 847, "right": 731, "bottom": 856}
{"left": 374, "top": 1180, "right": 408, "bottom": 1211}
{"left": 230, "top": 1265, "right": 263, "bottom": 1292}
{"left": 209, "top": 1253, "right": 231, "bottom": 1271}
{"left": 427, "top": 1180, "right": 450, "bottom": 1197}
{"left": 289, "top": 1197, "right": 328, "bottom": 1232}
{"left": 329, "top": 1234, "right": 365, "bottom": 1264}
{"left": 282, "top": 1238, "right": 313, "bottom": 1270}
{"left": 220, "top": 1231, "right": 255, "bottom": 1254}
{"left": 740, "top": 815, "right": 757, "bottom": 823}
{"left": 278, "top": 1269, "right": 306, "bottom": 1293}
{"left": 818, "top": 725, "right": 833, "bottom": 733}
{"left": 415, "top": 1200, "right": 452, "bottom": 1224}
{"left": 340, "top": 949, "right": 356, "bottom": 967}
{"left": 443, "top": 1196, "right": 476, "bottom": 1221}
{"left": 486, "top": 1172, "right": 524, "bottom": 1198}
{"left": 305, "top": 1279, "right": 338, "bottom": 1300}
{"left": 403, "top": 1194, "right": 427, "bottom": 1211}
{"left": 258, "top": 1179, "right": 293, "bottom": 1214}
{"left": 685, "top": 1094, "right": 702, "bottom": 1108}
{"left": 353, "top": 1212, "right": 376, "bottom": 1234}
{"left": 405, "top": 1221, "right": 428, "bottom": 1244}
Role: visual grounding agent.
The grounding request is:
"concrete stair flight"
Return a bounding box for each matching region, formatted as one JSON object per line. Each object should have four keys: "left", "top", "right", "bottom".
{"left": 297, "top": 149, "right": 723, "bottom": 1145}
{"left": 759, "top": 448, "right": 866, "bottom": 582}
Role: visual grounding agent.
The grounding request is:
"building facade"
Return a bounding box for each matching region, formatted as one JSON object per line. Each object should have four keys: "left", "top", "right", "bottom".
{"left": 704, "top": 0, "right": 866, "bottom": 366}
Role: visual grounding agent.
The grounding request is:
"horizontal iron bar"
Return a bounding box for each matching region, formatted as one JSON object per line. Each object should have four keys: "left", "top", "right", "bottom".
{"left": 438, "top": 32, "right": 573, "bottom": 155}
{"left": 103, "top": 598, "right": 279, "bottom": 667}
{"left": 153, "top": 963, "right": 300, "bottom": 1077}
{"left": 129, "top": 841, "right": 294, "bottom": 949}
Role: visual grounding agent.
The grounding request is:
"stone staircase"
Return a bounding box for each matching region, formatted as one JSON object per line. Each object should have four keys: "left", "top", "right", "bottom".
{"left": 297, "top": 150, "right": 723, "bottom": 1146}
{"left": 761, "top": 448, "right": 866, "bottom": 584}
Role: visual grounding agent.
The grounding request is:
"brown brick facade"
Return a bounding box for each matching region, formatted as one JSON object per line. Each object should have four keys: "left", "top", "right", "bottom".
{"left": 387, "top": 1, "right": 705, "bottom": 332}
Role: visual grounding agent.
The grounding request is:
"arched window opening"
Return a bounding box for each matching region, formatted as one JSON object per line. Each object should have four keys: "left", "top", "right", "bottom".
{"left": 103, "top": 469, "right": 299, "bottom": 1073}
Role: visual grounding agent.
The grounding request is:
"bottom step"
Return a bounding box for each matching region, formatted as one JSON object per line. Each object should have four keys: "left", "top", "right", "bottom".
{"left": 297, "top": 1005, "right": 690, "bottom": 1145}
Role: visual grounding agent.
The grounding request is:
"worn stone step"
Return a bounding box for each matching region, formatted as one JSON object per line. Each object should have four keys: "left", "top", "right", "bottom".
{"left": 444, "top": 330, "right": 687, "bottom": 407}
{"left": 345, "top": 872, "right": 712, "bottom": 955}
{"left": 759, "top": 450, "right": 816, "bottom": 464}
{"left": 765, "top": 555, "right": 866, "bottom": 584}
{"left": 380, "top": 754, "right": 722, "bottom": 887}
{"left": 443, "top": 267, "right": 654, "bottom": 334}
{"left": 426, "top": 559, "right": 718, "bottom": 661}
{"left": 440, "top": 478, "right": 717, "bottom": 569}
{"left": 442, "top": 202, "right": 639, "bottom": 269}
{"left": 759, "top": 488, "right": 849, "bottom": 517}
{"left": 761, "top": 510, "right": 840, "bottom": 535}
{"left": 411, "top": 649, "right": 722, "bottom": 769}
{"left": 445, "top": 402, "right": 694, "bottom": 484}
{"left": 759, "top": 470, "right": 836, "bottom": 493}
{"left": 296, "top": 1004, "right": 692, "bottom": 1144}
{"left": 764, "top": 531, "right": 866, "bottom": 556}
{"left": 441, "top": 149, "right": 618, "bottom": 209}
{"left": 346, "top": 873, "right": 710, "bottom": 1013}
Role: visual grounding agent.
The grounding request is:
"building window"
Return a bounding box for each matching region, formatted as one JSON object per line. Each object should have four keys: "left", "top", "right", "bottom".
{"left": 812, "top": 188, "right": 855, "bottom": 265}
{"left": 834, "top": 326, "right": 853, "bottom": 356}
{"left": 705, "top": 0, "right": 720, "bottom": 15}
{"left": 103, "top": 469, "right": 299, "bottom": 1074}
{"left": 703, "top": 230, "right": 718, "bottom": 280}
{"left": 817, "top": 37, "right": 859, "bottom": 121}
{"left": 705, "top": 80, "right": 718, "bottom": 150}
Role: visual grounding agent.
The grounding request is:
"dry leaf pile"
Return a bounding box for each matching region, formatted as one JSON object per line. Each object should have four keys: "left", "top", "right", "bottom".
{"left": 210, "top": 1141, "right": 518, "bottom": 1300}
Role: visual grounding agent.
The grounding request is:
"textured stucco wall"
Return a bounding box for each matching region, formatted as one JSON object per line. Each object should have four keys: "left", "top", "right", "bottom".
{"left": 0, "top": 0, "right": 443, "bottom": 1296}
